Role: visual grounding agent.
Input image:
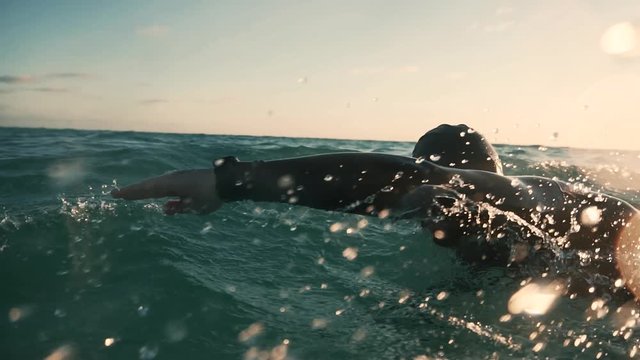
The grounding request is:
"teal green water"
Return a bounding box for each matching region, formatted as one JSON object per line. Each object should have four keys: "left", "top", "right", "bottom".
{"left": 2, "top": 127, "right": 640, "bottom": 359}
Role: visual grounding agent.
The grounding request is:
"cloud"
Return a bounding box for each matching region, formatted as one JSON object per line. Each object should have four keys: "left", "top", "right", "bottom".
{"left": 31, "top": 87, "right": 70, "bottom": 93}
{"left": 0, "top": 87, "right": 70, "bottom": 95}
{"left": 397, "top": 65, "right": 420, "bottom": 73}
{"left": 495, "top": 7, "right": 514, "bottom": 16}
{"left": 45, "top": 72, "right": 89, "bottom": 79}
{"left": 350, "top": 66, "right": 386, "bottom": 76}
{"left": 483, "top": 21, "right": 516, "bottom": 33}
{"left": 0, "top": 75, "right": 34, "bottom": 84}
{"left": 0, "top": 72, "right": 89, "bottom": 86}
{"left": 447, "top": 72, "right": 467, "bottom": 80}
{"left": 136, "top": 25, "right": 169, "bottom": 38}
{"left": 139, "top": 98, "right": 169, "bottom": 105}
{"left": 350, "top": 65, "right": 420, "bottom": 76}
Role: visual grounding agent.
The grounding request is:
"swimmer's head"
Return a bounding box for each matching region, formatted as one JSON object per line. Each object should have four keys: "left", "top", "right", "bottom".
{"left": 412, "top": 124, "right": 503, "bottom": 174}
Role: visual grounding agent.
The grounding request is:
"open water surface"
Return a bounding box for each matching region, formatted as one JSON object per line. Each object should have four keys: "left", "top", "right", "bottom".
{"left": 2, "top": 127, "right": 640, "bottom": 359}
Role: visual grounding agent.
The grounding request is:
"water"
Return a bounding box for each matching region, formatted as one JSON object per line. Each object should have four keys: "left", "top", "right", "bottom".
{"left": 2, "top": 127, "right": 640, "bottom": 359}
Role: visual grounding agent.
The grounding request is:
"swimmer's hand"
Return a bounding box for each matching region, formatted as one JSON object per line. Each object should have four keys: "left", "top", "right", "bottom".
{"left": 111, "top": 169, "right": 222, "bottom": 215}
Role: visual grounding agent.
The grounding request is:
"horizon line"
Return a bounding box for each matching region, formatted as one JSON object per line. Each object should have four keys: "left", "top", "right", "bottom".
{"left": 1, "top": 124, "right": 638, "bottom": 153}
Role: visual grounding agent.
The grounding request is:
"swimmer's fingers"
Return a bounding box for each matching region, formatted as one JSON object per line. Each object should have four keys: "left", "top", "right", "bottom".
{"left": 164, "top": 199, "right": 195, "bottom": 215}
{"left": 164, "top": 197, "right": 220, "bottom": 215}
{"left": 164, "top": 199, "right": 184, "bottom": 215}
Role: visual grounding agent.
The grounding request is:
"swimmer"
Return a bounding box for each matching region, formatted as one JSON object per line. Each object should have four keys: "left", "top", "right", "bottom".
{"left": 111, "top": 124, "right": 640, "bottom": 299}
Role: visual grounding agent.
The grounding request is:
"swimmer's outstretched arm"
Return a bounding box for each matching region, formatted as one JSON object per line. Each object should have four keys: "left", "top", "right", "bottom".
{"left": 112, "top": 153, "right": 448, "bottom": 215}
{"left": 110, "top": 152, "right": 616, "bottom": 222}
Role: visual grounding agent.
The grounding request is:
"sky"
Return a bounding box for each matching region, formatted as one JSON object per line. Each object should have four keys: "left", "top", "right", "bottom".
{"left": 1, "top": 0, "right": 639, "bottom": 150}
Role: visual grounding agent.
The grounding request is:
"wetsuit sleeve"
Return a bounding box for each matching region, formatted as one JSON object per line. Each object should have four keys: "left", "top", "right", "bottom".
{"left": 212, "top": 153, "right": 442, "bottom": 216}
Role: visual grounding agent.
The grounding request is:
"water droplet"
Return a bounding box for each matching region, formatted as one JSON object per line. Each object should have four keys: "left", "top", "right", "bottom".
{"left": 398, "top": 291, "right": 411, "bottom": 304}
{"left": 311, "top": 318, "right": 328, "bottom": 329}
{"left": 532, "top": 342, "right": 545, "bottom": 352}
{"left": 8, "top": 306, "right": 31, "bottom": 322}
{"left": 436, "top": 291, "right": 448, "bottom": 301}
{"left": 104, "top": 338, "right": 116, "bottom": 347}
{"left": 323, "top": 174, "right": 333, "bottom": 181}
{"left": 139, "top": 345, "right": 159, "bottom": 360}
{"left": 360, "top": 266, "right": 375, "bottom": 277}
{"left": 342, "top": 247, "right": 358, "bottom": 261}
{"left": 45, "top": 345, "right": 75, "bottom": 360}
{"left": 277, "top": 175, "right": 294, "bottom": 189}
{"left": 429, "top": 154, "right": 442, "bottom": 162}
{"left": 433, "top": 230, "right": 446, "bottom": 240}
{"left": 164, "top": 321, "right": 188, "bottom": 343}
{"left": 508, "top": 281, "right": 564, "bottom": 315}
{"left": 137, "top": 305, "right": 149, "bottom": 317}
{"left": 200, "top": 222, "right": 213, "bottom": 234}
{"left": 238, "top": 322, "right": 264, "bottom": 342}
{"left": 580, "top": 206, "right": 602, "bottom": 226}
{"left": 352, "top": 327, "right": 367, "bottom": 342}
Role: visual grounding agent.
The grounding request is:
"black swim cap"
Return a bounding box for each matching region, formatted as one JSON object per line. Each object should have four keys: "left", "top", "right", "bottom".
{"left": 412, "top": 124, "right": 503, "bottom": 174}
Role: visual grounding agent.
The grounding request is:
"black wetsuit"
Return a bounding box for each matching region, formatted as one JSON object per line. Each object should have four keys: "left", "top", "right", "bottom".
{"left": 213, "top": 153, "right": 638, "bottom": 297}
